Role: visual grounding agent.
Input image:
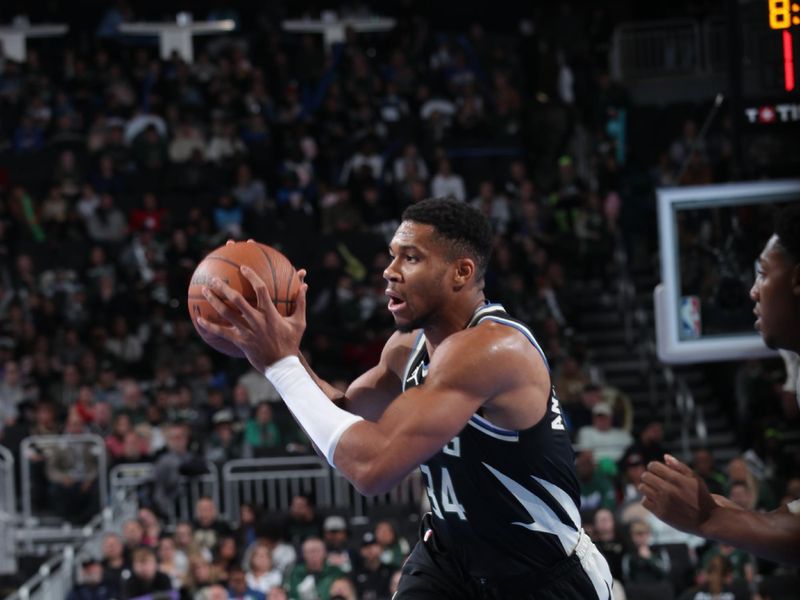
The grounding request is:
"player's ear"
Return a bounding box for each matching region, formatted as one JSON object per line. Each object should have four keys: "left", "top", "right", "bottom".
{"left": 453, "top": 258, "right": 475, "bottom": 286}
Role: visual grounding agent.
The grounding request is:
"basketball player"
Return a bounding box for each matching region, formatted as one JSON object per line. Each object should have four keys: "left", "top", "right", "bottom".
{"left": 639, "top": 203, "right": 800, "bottom": 565}
{"left": 199, "top": 199, "right": 613, "bottom": 598}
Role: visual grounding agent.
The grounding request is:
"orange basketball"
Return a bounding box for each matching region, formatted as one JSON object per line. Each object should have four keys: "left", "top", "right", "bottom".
{"left": 188, "top": 242, "right": 300, "bottom": 357}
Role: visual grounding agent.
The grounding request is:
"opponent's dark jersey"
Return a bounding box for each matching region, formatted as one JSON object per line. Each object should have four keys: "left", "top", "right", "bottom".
{"left": 402, "top": 303, "right": 582, "bottom": 580}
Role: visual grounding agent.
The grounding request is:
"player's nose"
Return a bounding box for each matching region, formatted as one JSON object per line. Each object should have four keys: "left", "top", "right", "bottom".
{"left": 749, "top": 280, "right": 759, "bottom": 301}
{"left": 383, "top": 260, "right": 401, "bottom": 282}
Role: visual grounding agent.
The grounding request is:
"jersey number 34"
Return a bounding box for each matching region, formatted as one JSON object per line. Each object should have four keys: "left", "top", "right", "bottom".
{"left": 420, "top": 464, "right": 467, "bottom": 521}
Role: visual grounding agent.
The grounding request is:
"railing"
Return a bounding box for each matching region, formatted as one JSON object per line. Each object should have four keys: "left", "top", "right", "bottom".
{"left": 610, "top": 19, "right": 702, "bottom": 80}
{"left": 6, "top": 487, "right": 138, "bottom": 600}
{"left": 0, "top": 445, "right": 14, "bottom": 517}
{"left": 222, "top": 456, "right": 332, "bottom": 522}
{"left": 20, "top": 434, "right": 108, "bottom": 524}
{"left": 221, "top": 456, "right": 425, "bottom": 522}
{"left": 109, "top": 460, "right": 220, "bottom": 523}
{"left": 332, "top": 469, "right": 423, "bottom": 518}
{"left": 7, "top": 453, "right": 426, "bottom": 598}
{"left": 0, "top": 445, "right": 16, "bottom": 573}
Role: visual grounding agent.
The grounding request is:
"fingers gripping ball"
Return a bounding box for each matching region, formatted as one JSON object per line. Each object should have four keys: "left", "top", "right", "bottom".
{"left": 188, "top": 242, "right": 301, "bottom": 357}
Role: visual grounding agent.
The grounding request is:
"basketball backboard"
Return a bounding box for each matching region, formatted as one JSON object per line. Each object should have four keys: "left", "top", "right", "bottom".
{"left": 654, "top": 179, "right": 800, "bottom": 364}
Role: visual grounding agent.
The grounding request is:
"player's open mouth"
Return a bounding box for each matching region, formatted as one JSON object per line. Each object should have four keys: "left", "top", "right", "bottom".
{"left": 386, "top": 290, "right": 407, "bottom": 313}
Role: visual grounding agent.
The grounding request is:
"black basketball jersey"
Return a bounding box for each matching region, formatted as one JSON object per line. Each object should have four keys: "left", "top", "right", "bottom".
{"left": 402, "top": 303, "right": 582, "bottom": 581}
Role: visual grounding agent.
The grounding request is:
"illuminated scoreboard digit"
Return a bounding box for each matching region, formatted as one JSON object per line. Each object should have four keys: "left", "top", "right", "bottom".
{"left": 768, "top": 0, "right": 799, "bottom": 90}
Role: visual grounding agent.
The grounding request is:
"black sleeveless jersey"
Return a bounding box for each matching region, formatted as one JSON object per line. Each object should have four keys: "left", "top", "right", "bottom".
{"left": 402, "top": 303, "right": 582, "bottom": 580}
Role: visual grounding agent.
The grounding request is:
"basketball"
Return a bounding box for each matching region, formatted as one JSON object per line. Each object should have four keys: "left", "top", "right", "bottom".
{"left": 188, "top": 242, "right": 301, "bottom": 357}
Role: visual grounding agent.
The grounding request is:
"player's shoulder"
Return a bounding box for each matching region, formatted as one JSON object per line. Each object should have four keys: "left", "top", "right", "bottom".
{"left": 445, "top": 318, "right": 533, "bottom": 356}
{"left": 426, "top": 322, "right": 529, "bottom": 377}
{"left": 380, "top": 330, "right": 422, "bottom": 374}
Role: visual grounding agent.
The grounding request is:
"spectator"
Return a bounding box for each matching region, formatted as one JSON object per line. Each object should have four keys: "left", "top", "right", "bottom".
{"left": 213, "top": 193, "right": 244, "bottom": 238}
{"left": 67, "top": 558, "right": 115, "bottom": 600}
{"left": 129, "top": 192, "right": 167, "bottom": 234}
{"left": 285, "top": 493, "right": 322, "bottom": 547}
{"left": 151, "top": 422, "right": 198, "bottom": 519}
{"left": 245, "top": 541, "right": 282, "bottom": 595}
{"left": 691, "top": 448, "right": 726, "bottom": 496}
{"left": 327, "top": 577, "right": 358, "bottom": 600}
{"left": 232, "top": 163, "right": 268, "bottom": 213}
{"left": 676, "top": 555, "right": 749, "bottom": 600}
{"left": 566, "top": 382, "right": 603, "bottom": 434}
{"left": 87, "top": 193, "right": 128, "bottom": 245}
{"left": 698, "top": 542, "right": 755, "bottom": 588}
{"left": 138, "top": 507, "right": 162, "bottom": 546}
{"left": 373, "top": 521, "right": 409, "bottom": 570}
{"left": 205, "top": 409, "right": 243, "bottom": 467}
{"left": 620, "top": 520, "right": 671, "bottom": 585}
{"left": 592, "top": 508, "right": 624, "bottom": 582}
{"left": 392, "top": 144, "right": 428, "bottom": 185}
{"left": 228, "top": 564, "right": 266, "bottom": 600}
{"left": 0, "top": 359, "right": 23, "bottom": 430}
{"left": 206, "top": 122, "right": 247, "bottom": 165}
{"left": 235, "top": 503, "right": 258, "bottom": 550}
{"left": 106, "top": 413, "right": 134, "bottom": 460}
{"left": 285, "top": 537, "right": 343, "bottom": 600}
{"left": 576, "top": 449, "right": 617, "bottom": 513}
{"left": 157, "top": 534, "right": 187, "bottom": 590}
{"left": 243, "top": 402, "right": 282, "bottom": 457}
{"left": 131, "top": 125, "right": 168, "bottom": 172}
{"left": 255, "top": 516, "right": 297, "bottom": 576}
{"left": 121, "top": 519, "right": 145, "bottom": 561}
{"left": 193, "top": 496, "right": 234, "bottom": 554}
{"left": 322, "top": 515, "right": 354, "bottom": 574}
{"left": 197, "top": 584, "right": 230, "bottom": 600}
{"left": 576, "top": 401, "right": 633, "bottom": 466}
{"left": 175, "top": 521, "right": 208, "bottom": 563}
{"left": 623, "top": 421, "right": 665, "bottom": 466}
{"left": 470, "top": 180, "right": 511, "bottom": 234}
{"left": 353, "top": 533, "right": 392, "bottom": 600}
{"left": 430, "top": 158, "right": 465, "bottom": 202}
{"left": 120, "top": 546, "right": 173, "bottom": 600}
{"left": 100, "top": 532, "right": 127, "bottom": 591}
{"left": 213, "top": 534, "right": 240, "bottom": 581}
{"left": 169, "top": 122, "right": 206, "bottom": 163}
{"left": 42, "top": 408, "right": 99, "bottom": 523}
{"left": 726, "top": 457, "right": 776, "bottom": 511}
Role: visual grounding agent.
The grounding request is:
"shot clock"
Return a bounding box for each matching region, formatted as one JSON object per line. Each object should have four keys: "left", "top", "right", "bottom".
{"left": 768, "top": 0, "right": 799, "bottom": 91}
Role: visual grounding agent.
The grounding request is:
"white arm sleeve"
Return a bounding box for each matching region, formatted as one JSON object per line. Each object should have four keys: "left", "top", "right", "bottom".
{"left": 264, "top": 356, "right": 363, "bottom": 467}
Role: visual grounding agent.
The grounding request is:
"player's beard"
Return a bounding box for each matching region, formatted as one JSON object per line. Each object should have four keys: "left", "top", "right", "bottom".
{"left": 395, "top": 309, "right": 435, "bottom": 333}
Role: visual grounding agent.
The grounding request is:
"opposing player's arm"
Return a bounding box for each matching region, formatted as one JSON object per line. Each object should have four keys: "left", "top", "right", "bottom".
{"left": 332, "top": 327, "right": 524, "bottom": 495}
{"left": 699, "top": 506, "right": 800, "bottom": 565}
{"left": 298, "top": 331, "right": 413, "bottom": 421}
{"left": 641, "top": 456, "right": 800, "bottom": 565}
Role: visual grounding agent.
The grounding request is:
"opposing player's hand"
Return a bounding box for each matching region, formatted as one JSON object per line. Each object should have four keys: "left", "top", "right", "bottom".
{"left": 198, "top": 266, "right": 308, "bottom": 373}
{"left": 639, "top": 454, "right": 717, "bottom": 536}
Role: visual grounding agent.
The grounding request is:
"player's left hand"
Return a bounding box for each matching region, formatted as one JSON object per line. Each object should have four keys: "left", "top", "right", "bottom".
{"left": 639, "top": 454, "right": 717, "bottom": 536}
{"left": 198, "top": 266, "right": 308, "bottom": 373}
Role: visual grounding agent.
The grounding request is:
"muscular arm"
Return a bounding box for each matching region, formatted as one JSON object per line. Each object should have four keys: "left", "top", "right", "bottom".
{"left": 330, "top": 326, "right": 541, "bottom": 495}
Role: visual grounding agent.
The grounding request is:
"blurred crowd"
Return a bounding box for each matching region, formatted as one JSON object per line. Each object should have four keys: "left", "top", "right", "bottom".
{"left": 67, "top": 493, "right": 409, "bottom": 600}
{"left": 0, "top": 2, "right": 797, "bottom": 599}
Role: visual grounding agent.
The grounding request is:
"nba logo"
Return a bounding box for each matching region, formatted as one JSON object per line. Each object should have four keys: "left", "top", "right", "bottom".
{"left": 680, "top": 296, "right": 702, "bottom": 339}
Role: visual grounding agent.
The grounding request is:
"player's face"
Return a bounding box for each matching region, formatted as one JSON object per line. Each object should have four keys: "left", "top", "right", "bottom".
{"left": 750, "top": 235, "right": 800, "bottom": 352}
{"left": 384, "top": 221, "right": 454, "bottom": 333}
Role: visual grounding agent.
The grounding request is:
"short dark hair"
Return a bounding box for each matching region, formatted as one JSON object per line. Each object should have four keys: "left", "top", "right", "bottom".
{"left": 401, "top": 198, "right": 493, "bottom": 280}
{"left": 775, "top": 203, "right": 800, "bottom": 263}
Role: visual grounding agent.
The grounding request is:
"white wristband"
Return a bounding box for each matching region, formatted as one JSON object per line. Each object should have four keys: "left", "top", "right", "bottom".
{"left": 264, "top": 355, "right": 363, "bottom": 467}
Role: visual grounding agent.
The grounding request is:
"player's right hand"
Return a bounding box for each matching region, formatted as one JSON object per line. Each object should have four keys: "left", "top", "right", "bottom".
{"left": 198, "top": 267, "right": 309, "bottom": 374}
